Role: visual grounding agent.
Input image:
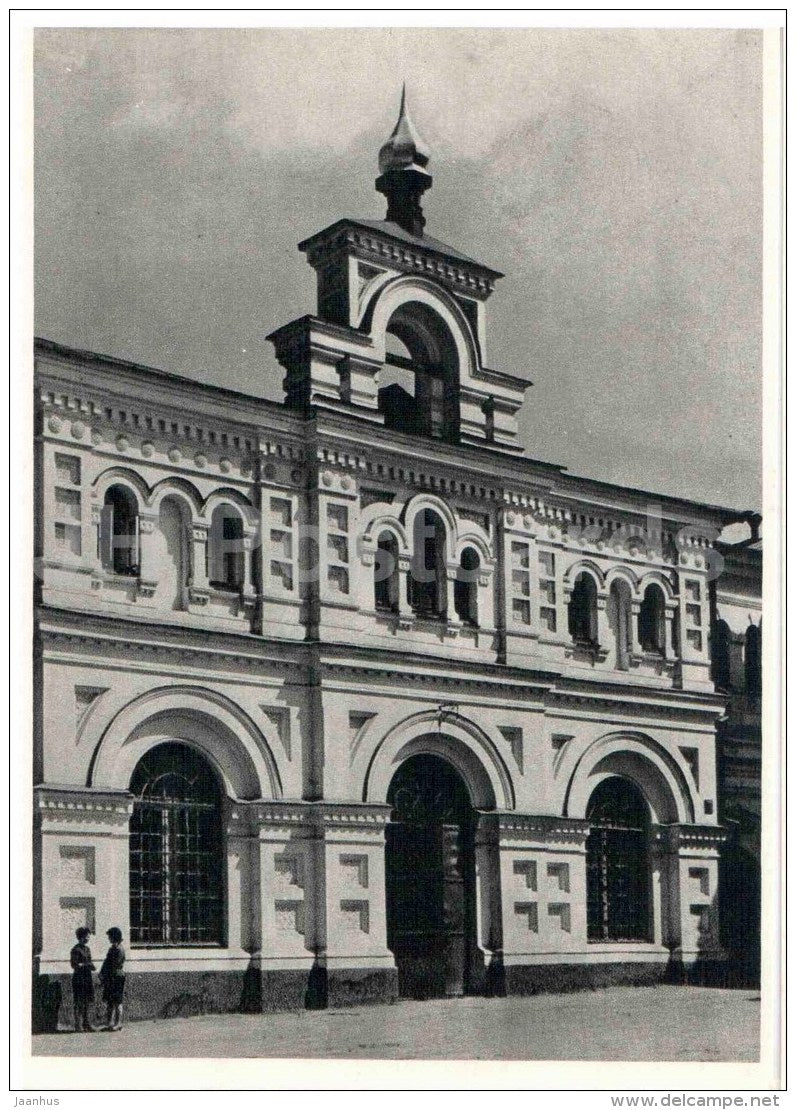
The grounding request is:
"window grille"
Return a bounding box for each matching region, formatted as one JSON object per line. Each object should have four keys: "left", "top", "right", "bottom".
{"left": 129, "top": 743, "right": 224, "bottom": 946}
{"left": 586, "top": 777, "right": 651, "bottom": 942}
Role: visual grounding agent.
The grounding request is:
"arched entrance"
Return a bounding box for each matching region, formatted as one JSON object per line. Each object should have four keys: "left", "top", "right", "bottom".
{"left": 385, "top": 753, "right": 477, "bottom": 999}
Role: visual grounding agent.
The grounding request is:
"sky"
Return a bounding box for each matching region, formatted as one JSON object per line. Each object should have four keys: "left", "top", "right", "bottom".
{"left": 34, "top": 27, "right": 763, "bottom": 511}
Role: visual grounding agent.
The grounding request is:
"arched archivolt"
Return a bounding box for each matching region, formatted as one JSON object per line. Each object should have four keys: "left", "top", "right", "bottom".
{"left": 563, "top": 731, "right": 695, "bottom": 824}
{"left": 403, "top": 494, "right": 459, "bottom": 561}
{"left": 455, "top": 533, "right": 493, "bottom": 568}
{"left": 360, "top": 507, "right": 409, "bottom": 555}
{"left": 563, "top": 559, "right": 606, "bottom": 590}
{"left": 202, "top": 487, "right": 258, "bottom": 528}
{"left": 361, "top": 275, "right": 479, "bottom": 385}
{"left": 638, "top": 570, "right": 676, "bottom": 601}
{"left": 604, "top": 565, "right": 641, "bottom": 596}
{"left": 360, "top": 708, "right": 514, "bottom": 810}
{"left": 89, "top": 686, "right": 282, "bottom": 801}
{"left": 147, "top": 476, "right": 203, "bottom": 518}
{"left": 91, "top": 467, "right": 150, "bottom": 508}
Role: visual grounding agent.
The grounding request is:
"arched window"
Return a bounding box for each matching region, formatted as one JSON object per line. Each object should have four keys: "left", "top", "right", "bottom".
{"left": 607, "top": 579, "right": 633, "bottom": 670}
{"left": 454, "top": 547, "right": 480, "bottom": 626}
{"left": 374, "top": 531, "right": 399, "bottom": 612}
{"left": 208, "top": 504, "right": 244, "bottom": 590}
{"left": 129, "top": 742, "right": 224, "bottom": 945}
{"left": 568, "top": 572, "right": 598, "bottom": 646}
{"left": 711, "top": 619, "right": 732, "bottom": 691}
{"left": 157, "top": 496, "right": 190, "bottom": 610}
{"left": 378, "top": 303, "right": 459, "bottom": 442}
{"left": 409, "top": 509, "right": 446, "bottom": 618}
{"left": 745, "top": 622, "right": 761, "bottom": 700}
{"left": 638, "top": 584, "right": 666, "bottom": 654}
{"left": 586, "top": 777, "right": 651, "bottom": 942}
{"left": 101, "top": 484, "right": 139, "bottom": 576}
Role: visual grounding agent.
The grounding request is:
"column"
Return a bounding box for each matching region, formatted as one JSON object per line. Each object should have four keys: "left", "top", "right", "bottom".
{"left": 136, "top": 511, "right": 159, "bottom": 598}
{"left": 630, "top": 599, "right": 644, "bottom": 656}
{"left": 397, "top": 553, "right": 413, "bottom": 625}
{"left": 445, "top": 563, "right": 462, "bottom": 629}
{"left": 596, "top": 592, "right": 611, "bottom": 649}
{"left": 250, "top": 801, "right": 316, "bottom": 1012}
{"left": 495, "top": 813, "right": 590, "bottom": 995}
{"left": 667, "top": 824, "right": 725, "bottom": 965}
{"left": 316, "top": 803, "right": 397, "bottom": 1007}
{"left": 241, "top": 531, "right": 257, "bottom": 612}
{"left": 187, "top": 522, "right": 210, "bottom": 605}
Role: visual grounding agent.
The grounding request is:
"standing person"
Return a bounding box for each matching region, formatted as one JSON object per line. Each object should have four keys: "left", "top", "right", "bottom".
{"left": 69, "top": 927, "right": 96, "bottom": 1032}
{"left": 99, "top": 926, "right": 126, "bottom": 1031}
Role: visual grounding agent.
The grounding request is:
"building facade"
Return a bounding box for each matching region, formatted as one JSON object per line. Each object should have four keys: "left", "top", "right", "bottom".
{"left": 33, "top": 96, "right": 756, "bottom": 1026}
{"left": 711, "top": 528, "right": 763, "bottom": 986}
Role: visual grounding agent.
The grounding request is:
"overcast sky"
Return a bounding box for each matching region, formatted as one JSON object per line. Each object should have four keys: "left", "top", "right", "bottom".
{"left": 34, "top": 28, "right": 762, "bottom": 511}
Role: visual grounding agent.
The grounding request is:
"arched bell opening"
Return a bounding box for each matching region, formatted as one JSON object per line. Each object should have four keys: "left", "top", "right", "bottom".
{"left": 385, "top": 753, "right": 478, "bottom": 999}
{"left": 378, "top": 302, "right": 460, "bottom": 442}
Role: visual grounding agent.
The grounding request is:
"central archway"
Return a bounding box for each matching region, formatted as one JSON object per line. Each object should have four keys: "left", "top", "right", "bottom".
{"left": 385, "top": 753, "right": 477, "bottom": 1000}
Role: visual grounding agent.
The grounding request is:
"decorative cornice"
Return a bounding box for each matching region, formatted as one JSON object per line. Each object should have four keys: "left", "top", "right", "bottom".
{"left": 660, "top": 823, "right": 728, "bottom": 852}
{"left": 481, "top": 812, "right": 591, "bottom": 845}
{"left": 228, "top": 799, "right": 392, "bottom": 834}
{"left": 299, "top": 222, "right": 500, "bottom": 298}
{"left": 34, "top": 786, "right": 134, "bottom": 826}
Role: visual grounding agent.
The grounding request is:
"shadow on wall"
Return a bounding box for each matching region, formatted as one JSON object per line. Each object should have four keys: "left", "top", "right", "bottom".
{"left": 664, "top": 887, "right": 758, "bottom": 990}
{"left": 31, "top": 971, "right": 62, "bottom": 1034}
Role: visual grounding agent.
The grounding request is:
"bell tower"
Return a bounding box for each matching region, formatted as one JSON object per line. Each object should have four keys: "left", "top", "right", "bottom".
{"left": 267, "top": 90, "right": 531, "bottom": 454}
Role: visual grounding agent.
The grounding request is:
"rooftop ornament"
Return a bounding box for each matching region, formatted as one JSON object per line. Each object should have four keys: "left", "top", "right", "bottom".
{"left": 376, "top": 84, "right": 433, "bottom": 239}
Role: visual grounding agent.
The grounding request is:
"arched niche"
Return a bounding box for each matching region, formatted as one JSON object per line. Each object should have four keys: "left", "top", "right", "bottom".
{"left": 90, "top": 686, "right": 283, "bottom": 801}
{"left": 361, "top": 708, "right": 514, "bottom": 811}
{"left": 564, "top": 732, "right": 694, "bottom": 825}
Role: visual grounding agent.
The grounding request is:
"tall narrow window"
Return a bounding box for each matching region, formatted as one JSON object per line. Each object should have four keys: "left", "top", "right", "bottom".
{"left": 568, "top": 572, "right": 598, "bottom": 645}
{"left": 745, "top": 622, "right": 761, "bottom": 700}
{"left": 374, "top": 531, "right": 399, "bottom": 612}
{"left": 608, "top": 579, "right": 633, "bottom": 670}
{"left": 101, "top": 484, "right": 139, "bottom": 576}
{"left": 711, "top": 619, "right": 732, "bottom": 691}
{"left": 129, "top": 742, "right": 224, "bottom": 946}
{"left": 454, "top": 547, "right": 480, "bottom": 626}
{"left": 209, "top": 505, "right": 244, "bottom": 590}
{"left": 638, "top": 584, "right": 666, "bottom": 653}
{"left": 409, "top": 509, "right": 447, "bottom": 618}
{"left": 586, "top": 777, "right": 651, "bottom": 942}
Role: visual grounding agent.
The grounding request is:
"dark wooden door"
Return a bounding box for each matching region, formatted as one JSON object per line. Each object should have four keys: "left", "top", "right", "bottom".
{"left": 385, "top": 755, "right": 476, "bottom": 999}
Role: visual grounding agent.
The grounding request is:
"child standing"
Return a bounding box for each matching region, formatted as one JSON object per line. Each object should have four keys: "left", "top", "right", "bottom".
{"left": 99, "top": 926, "right": 126, "bottom": 1031}
{"left": 69, "top": 926, "right": 96, "bottom": 1032}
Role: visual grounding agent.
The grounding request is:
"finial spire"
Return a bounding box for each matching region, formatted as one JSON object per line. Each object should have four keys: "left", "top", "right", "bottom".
{"left": 376, "top": 86, "right": 432, "bottom": 238}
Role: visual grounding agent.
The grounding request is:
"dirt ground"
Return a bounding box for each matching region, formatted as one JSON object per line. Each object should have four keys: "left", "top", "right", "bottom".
{"left": 32, "top": 985, "right": 760, "bottom": 1061}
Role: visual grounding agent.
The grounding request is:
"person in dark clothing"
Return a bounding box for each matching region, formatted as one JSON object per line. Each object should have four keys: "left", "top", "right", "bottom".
{"left": 69, "top": 926, "right": 96, "bottom": 1032}
{"left": 99, "top": 926, "right": 126, "bottom": 1031}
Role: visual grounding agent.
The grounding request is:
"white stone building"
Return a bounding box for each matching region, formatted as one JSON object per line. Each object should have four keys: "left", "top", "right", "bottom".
{"left": 33, "top": 95, "right": 752, "bottom": 1026}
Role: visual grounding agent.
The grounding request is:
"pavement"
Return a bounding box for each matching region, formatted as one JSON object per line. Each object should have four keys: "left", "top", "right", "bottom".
{"left": 32, "top": 985, "right": 760, "bottom": 1061}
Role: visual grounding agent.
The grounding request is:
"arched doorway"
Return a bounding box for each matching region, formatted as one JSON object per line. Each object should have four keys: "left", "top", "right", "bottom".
{"left": 586, "top": 776, "right": 652, "bottom": 942}
{"left": 385, "top": 753, "right": 477, "bottom": 999}
{"left": 129, "top": 742, "right": 225, "bottom": 945}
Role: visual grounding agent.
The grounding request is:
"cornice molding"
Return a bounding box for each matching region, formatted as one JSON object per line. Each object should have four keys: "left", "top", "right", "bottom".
{"left": 34, "top": 786, "right": 134, "bottom": 827}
